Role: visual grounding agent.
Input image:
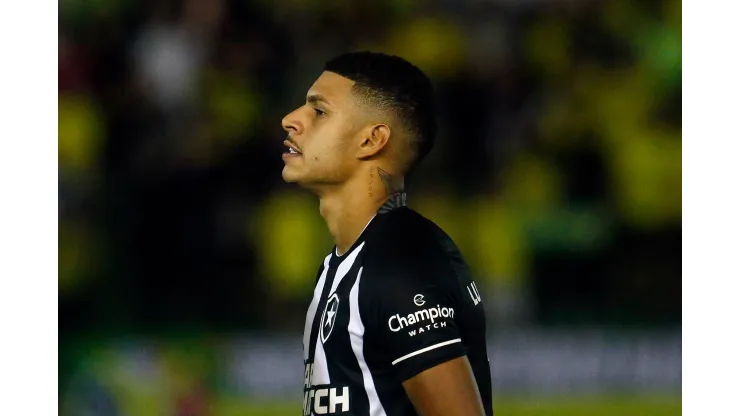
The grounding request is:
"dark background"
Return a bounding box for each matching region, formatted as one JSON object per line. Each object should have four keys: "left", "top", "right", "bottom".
{"left": 58, "top": 0, "right": 681, "bottom": 414}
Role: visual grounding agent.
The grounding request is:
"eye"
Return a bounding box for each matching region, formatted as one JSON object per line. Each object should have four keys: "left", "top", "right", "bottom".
{"left": 314, "top": 108, "right": 326, "bottom": 117}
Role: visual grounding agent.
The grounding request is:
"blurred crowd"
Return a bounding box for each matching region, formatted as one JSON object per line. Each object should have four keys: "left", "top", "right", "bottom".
{"left": 59, "top": 0, "right": 681, "bottom": 334}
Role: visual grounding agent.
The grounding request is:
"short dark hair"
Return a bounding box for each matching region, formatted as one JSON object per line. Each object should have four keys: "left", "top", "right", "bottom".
{"left": 324, "top": 51, "right": 437, "bottom": 175}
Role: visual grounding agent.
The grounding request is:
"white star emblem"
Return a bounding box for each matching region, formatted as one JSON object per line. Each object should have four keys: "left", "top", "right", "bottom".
{"left": 325, "top": 303, "right": 337, "bottom": 327}
{"left": 320, "top": 293, "right": 340, "bottom": 343}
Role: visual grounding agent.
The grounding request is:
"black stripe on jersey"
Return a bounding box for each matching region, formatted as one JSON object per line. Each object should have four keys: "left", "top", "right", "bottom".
{"left": 305, "top": 243, "right": 374, "bottom": 415}
{"left": 323, "top": 261, "right": 371, "bottom": 415}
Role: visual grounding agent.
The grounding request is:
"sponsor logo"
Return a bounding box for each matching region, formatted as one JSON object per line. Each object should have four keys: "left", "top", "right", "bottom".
{"left": 388, "top": 305, "right": 455, "bottom": 332}
{"left": 320, "top": 293, "right": 340, "bottom": 343}
{"left": 413, "top": 294, "right": 425, "bottom": 306}
{"left": 467, "top": 282, "right": 482, "bottom": 306}
{"left": 303, "top": 386, "right": 351, "bottom": 415}
{"left": 303, "top": 363, "right": 350, "bottom": 414}
{"left": 407, "top": 321, "right": 448, "bottom": 337}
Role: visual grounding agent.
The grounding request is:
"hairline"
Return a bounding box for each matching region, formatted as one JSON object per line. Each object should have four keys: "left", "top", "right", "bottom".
{"left": 325, "top": 69, "right": 423, "bottom": 173}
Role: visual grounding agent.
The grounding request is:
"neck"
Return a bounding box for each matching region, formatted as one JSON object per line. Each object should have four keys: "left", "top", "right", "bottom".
{"left": 318, "top": 167, "right": 404, "bottom": 256}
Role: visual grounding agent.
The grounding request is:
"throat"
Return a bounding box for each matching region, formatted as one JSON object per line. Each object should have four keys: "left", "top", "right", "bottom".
{"left": 318, "top": 170, "right": 406, "bottom": 256}
{"left": 319, "top": 197, "right": 368, "bottom": 256}
{"left": 319, "top": 192, "right": 408, "bottom": 256}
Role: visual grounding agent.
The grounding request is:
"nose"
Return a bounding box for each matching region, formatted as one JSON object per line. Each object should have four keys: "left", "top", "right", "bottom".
{"left": 281, "top": 109, "right": 304, "bottom": 136}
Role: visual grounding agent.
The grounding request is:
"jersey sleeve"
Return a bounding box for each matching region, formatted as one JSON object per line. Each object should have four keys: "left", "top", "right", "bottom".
{"left": 361, "top": 261, "right": 467, "bottom": 382}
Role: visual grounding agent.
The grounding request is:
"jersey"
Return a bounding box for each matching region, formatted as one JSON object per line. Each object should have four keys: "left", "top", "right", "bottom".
{"left": 302, "top": 193, "right": 493, "bottom": 416}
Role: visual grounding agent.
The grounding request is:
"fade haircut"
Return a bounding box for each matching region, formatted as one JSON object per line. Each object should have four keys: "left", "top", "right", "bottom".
{"left": 324, "top": 51, "right": 437, "bottom": 175}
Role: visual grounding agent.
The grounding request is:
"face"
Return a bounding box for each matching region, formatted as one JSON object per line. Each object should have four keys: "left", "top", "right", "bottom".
{"left": 281, "top": 71, "right": 364, "bottom": 189}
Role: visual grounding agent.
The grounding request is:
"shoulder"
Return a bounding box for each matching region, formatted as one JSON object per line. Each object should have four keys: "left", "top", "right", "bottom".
{"left": 368, "top": 207, "right": 450, "bottom": 254}
{"left": 359, "top": 207, "right": 466, "bottom": 293}
{"left": 354, "top": 209, "right": 473, "bottom": 342}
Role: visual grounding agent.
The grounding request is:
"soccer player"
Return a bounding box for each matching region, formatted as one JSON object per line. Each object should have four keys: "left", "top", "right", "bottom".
{"left": 281, "top": 52, "right": 493, "bottom": 416}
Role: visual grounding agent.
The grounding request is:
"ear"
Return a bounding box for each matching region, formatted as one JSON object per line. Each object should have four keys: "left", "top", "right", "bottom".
{"left": 356, "top": 124, "right": 391, "bottom": 159}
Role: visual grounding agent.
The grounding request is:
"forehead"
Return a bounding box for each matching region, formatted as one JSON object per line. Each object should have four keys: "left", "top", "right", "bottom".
{"left": 307, "top": 71, "right": 356, "bottom": 106}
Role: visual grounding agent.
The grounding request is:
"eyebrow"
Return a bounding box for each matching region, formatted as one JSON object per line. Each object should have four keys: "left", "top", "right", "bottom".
{"left": 306, "top": 94, "right": 332, "bottom": 107}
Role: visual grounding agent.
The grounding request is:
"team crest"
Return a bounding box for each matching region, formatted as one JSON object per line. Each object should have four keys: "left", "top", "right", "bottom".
{"left": 320, "top": 293, "right": 340, "bottom": 343}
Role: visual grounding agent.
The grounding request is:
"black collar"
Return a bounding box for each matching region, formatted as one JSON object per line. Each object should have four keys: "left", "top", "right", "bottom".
{"left": 378, "top": 192, "right": 407, "bottom": 214}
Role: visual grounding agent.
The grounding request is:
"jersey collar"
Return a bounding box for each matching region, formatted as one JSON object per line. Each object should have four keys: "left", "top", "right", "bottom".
{"left": 378, "top": 192, "right": 407, "bottom": 214}
{"left": 333, "top": 192, "right": 407, "bottom": 259}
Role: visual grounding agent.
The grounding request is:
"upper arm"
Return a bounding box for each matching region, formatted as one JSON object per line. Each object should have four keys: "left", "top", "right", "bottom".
{"left": 360, "top": 219, "right": 488, "bottom": 415}
{"left": 402, "top": 355, "right": 486, "bottom": 416}
{"left": 361, "top": 260, "right": 467, "bottom": 382}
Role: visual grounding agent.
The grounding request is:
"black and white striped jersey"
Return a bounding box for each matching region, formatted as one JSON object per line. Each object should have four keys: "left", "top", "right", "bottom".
{"left": 302, "top": 193, "right": 493, "bottom": 416}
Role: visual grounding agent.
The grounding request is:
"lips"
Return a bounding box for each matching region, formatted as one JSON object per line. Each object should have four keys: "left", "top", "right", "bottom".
{"left": 283, "top": 140, "right": 302, "bottom": 155}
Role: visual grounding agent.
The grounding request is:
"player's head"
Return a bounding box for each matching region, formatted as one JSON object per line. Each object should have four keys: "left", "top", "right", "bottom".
{"left": 281, "top": 51, "right": 436, "bottom": 192}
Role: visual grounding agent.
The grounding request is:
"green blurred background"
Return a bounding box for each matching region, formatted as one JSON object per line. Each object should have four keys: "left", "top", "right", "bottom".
{"left": 59, "top": 0, "right": 681, "bottom": 414}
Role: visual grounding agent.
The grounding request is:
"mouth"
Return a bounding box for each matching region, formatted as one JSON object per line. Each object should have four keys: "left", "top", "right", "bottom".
{"left": 283, "top": 140, "right": 302, "bottom": 158}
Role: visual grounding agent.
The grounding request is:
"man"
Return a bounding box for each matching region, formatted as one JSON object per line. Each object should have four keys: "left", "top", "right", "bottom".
{"left": 281, "top": 51, "right": 493, "bottom": 416}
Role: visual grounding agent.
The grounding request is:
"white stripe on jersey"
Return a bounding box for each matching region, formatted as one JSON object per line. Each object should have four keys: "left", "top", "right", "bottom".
{"left": 312, "top": 243, "right": 367, "bottom": 386}
{"left": 311, "top": 333, "right": 331, "bottom": 385}
{"left": 391, "top": 338, "right": 462, "bottom": 366}
{"left": 349, "top": 267, "right": 388, "bottom": 416}
{"left": 330, "top": 242, "right": 365, "bottom": 294}
{"left": 304, "top": 253, "right": 332, "bottom": 360}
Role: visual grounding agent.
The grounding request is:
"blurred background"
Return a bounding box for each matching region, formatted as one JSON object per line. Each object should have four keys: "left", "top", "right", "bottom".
{"left": 59, "top": 0, "right": 681, "bottom": 414}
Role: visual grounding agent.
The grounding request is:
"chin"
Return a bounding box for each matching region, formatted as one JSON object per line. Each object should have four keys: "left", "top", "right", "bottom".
{"left": 281, "top": 169, "right": 298, "bottom": 183}
{"left": 282, "top": 170, "right": 325, "bottom": 195}
{"left": 282, "top": 166, "right": 307, "bottom": 184}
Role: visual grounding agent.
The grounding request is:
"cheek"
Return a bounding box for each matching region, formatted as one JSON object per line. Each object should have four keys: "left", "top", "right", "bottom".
{"left": 306, "top": 120, "right": 356, "bottom": 168}
{"left": 312, "top": 127, "right": 349, "bottom": 160}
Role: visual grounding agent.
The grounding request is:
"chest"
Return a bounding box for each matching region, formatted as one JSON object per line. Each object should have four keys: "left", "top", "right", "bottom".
{"left": 303, "top": 245, "right": 367, "bottom": 364}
